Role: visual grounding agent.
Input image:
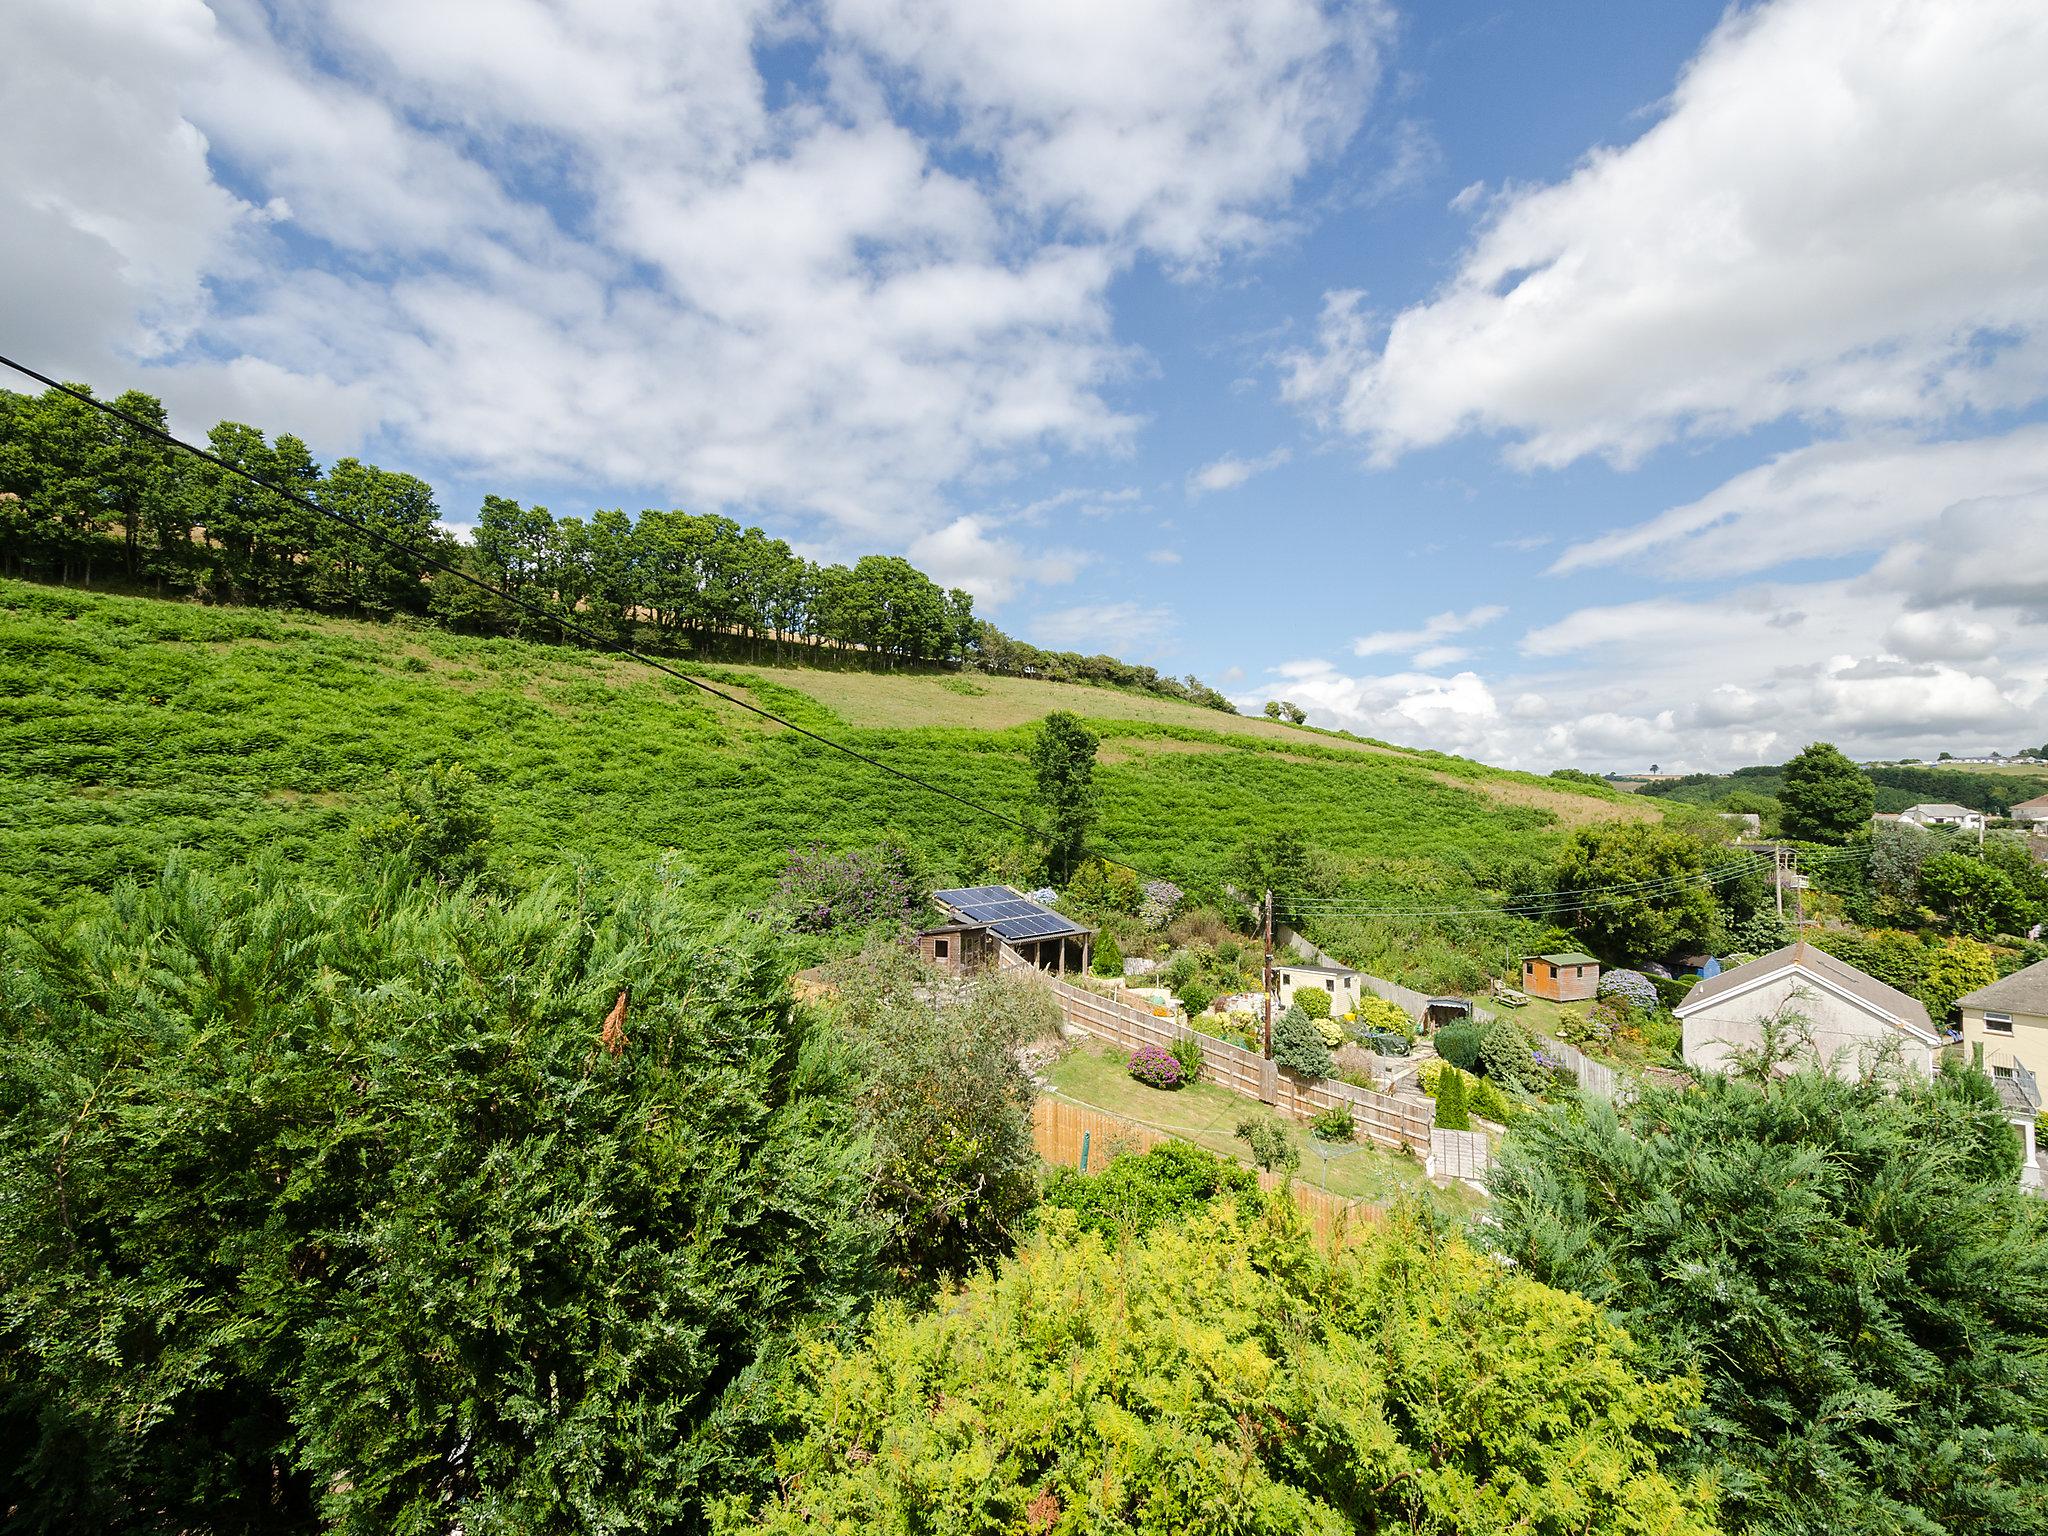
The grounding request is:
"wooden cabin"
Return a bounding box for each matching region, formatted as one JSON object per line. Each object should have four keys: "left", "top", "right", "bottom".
{"left": 1522, "top": 951, "right": 1600, "bottom": 1003}
{"left": 919, "top": 885, "right": 1093, "bottom": 976}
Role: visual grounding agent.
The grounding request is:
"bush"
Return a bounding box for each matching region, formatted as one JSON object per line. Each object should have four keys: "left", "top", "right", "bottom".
{"left": 1479, "top": 1021, "right": 1541, "bottom": 1092}
{"left": 1271, "top": 1004, "right": 1334, "bottom": 1080}
{"left": 736, "top": 1215, "right": 1720, "bottom": 1536}
{"left": 1127, "top": 1042, "right": 1183, "bottom": 1089}
{"left": 1167, "top": 1032, "right": 1205, "bottom": 1085}
{"left": 1233, "top": 1114, "right": 1300, "bottom": 1174}
{"left": 1354, "top": 995, "right": 1414, "bottom": 1040}
{"left": 1467, "top": 1075, "right": 1513, "bottom": 1124}
{"left": 1417, "top": 1058, "right": 1446, "bottom": 1096}
{"left": 773, "top": 837, "right": 924, "bottom": 933}
{"left": 1434, "top": 1020, "right": 1484, "bottom": 1071}
{"left": 1598, "top": 968, "right": 1660, "bottom": 1013}
{"left": 1648, "top": 973, "right": 1696, "bottom": 1009}
{"left": 1553, "top": 1007, "right": 1612, "bottom": 1047}
{"left": 1293, "top": 986, "right": 1332, "bottom": 1019}
{"left": 1310, "top": 1105, "right": 1356, "bottom": 1142}
{"left": 1176, "top": 980, "right": 1215, "bottom": 1018}
{"left": 1433, "top": 1066, "right": 1472, "bottom": 1130}
{"left": 1090, "top": 932, "right": 1124, "bottom": 977}
{"left": 1040, "top": 1141, "right": 1261, "bottom": 1239}
{"left": 0, "top": 861, "right": 880, "bottom": 1532}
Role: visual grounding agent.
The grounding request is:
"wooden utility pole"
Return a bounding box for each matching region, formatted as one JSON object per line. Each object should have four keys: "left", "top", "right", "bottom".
{"left": 1774, "top": 846, "right": 1786, "bottom": 919}
{"left": 1262, "top": 889, "right": 1275, "bottom": 1059}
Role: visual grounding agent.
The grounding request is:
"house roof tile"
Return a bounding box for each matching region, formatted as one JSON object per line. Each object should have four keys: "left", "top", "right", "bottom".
{"left": 1958, "top": 958, "right": 2048, "bottom": 1017}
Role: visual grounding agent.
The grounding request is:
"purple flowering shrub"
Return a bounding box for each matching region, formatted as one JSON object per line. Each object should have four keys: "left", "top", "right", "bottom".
{"left": 775, "top": 840, "right": 923, "bottom": 933}
{"left": 1127, "top": 1043, "right": 1184, "bottom": 1089}
{"left": 1598, "top": 969, "right": 1659, "bottom": 1014}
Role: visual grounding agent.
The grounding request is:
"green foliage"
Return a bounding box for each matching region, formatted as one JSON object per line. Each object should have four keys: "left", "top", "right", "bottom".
{"left": 1490, "top": 1060, "right": 2048, "bottom": 1535}
{"left": 1778, "top": 741, "right": 1878, "bottom": 842}
{"left": 1808, "top": 929, "right": 2006, "bottom": 1021}
{"left": 1089, "top": 931, "right": 1123, "bottom": 976}
{"left": 1478, "top": 1020, "right": 1541, "bottom": 1091}
{"left": 1553, "top": 821, "right": 1724, "bottom": 964}
{"left": 1271, "top": 1003, "right": 1334, "bottom": 1080}
{"left": 1028, "top": 711, "right": 1099, "bottom": 882}
{"left": 1549, "top": 767, "right": 1610, "bottom": 788}
{"left": 826, "top": 943, "right": 1051, "bottom": 1284}
{"left": 1176, "top": 979, "right": 1215, "bottom": 1017}
{"left": 1433, "top": 1019, "right": 1485, "bottom": 1071}
{"left": 0, "top": 859, "right": 880, "bottom": 1533}
{"left": 1038, "top": 1141, "right": 1262, "bottom": 1239}
{"left": 726, "top": 1210, "right": 1720, "bottom": 1536}
{"left": 1919, "top": 851, "right": 2031, "bottom": 937}
{"left": 1433, "top": 1065, "right": 1472, "bottom": 1130}
{"left": 1466, "top": 1074, "right": 1513, "bottom": 1124}
{"left": 1063, "top": 856, "right": 1141, "bottom": 919}
{"left": 1352, "top": 994, "right": 1413, "bottom": 1039}
{"left": 1293, "top": 984, "right": 1332, "bottom": 1019}
{"left": 352, "top": 759, "right": 494, "bottom": 887}
{"left": 1167, "top": 1031, "right": 1205, "bottom": 1085}
{"left": 773, "top": 838, "right": 926, "bottom": 933}
{"left": 1309, "top": 1104, "right": 1356, "bottom": 1141}
{"left": 1233, "top": 1114, "right": 1300, "bottom": 1175}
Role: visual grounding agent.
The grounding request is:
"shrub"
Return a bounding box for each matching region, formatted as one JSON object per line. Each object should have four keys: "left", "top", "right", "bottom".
{"left": 1310, "top": 1105, "right": 1356, "bottom": 1142}
{"left": 1272, "top": 1004, "right": 1334, "bottom": 1080}
{"left": 1040, "top": 1141, "right": 1260, "bottom": 1239}
{"left": 1355, "top": 995, "right": 1414, "bottom": 1040}
{"left": 1433, "top": 1066, "right": 1472, "bottom": 1130}
{"left": 1553, "top": 1007, "right": 1612, "bottom": 1047}
{"left": 1417, "top": 1058, "right": 1446, "bottom": 1096}
{"left": 1434, "top": 1020, "right": 1484, "bottom": 1071}
{"left": 1294, "top": 986, "right": 1332, "bottom": 1020}
{"left": 1648, "top": 973, "right": 1696, "bottom": 1009}
{"left": 1127, "top": 1042, "right": 1183, "bottom": 1089}
{"left": 736, "top": 1215, "right": 1721, "bottom": 1536}
{"left": 1479, "top": 1021, "right": 1541, "bottom": 1092}
{"left": 1313, "top": 1014, "right": 1347, "bottom": 1048}
{"left": 1090, "top": 932, "right": 1124, "bottom": 977}
{"left": 1233, "top": 1114, "right": 1300, "bottom": 1174}
{"left": 1176, "top": 980, "right": 1215, "bottom": 1018}
{"left": 774, "top": 837, "right": 924, "bottom": 933}
{"left": 1598, "top": 968, "right": 1660, "bottom": 1013}
{"left": 1467, "top": 1075, "right": 1513, "bottom": 1124}
{"left": 1167, "top": 1032, "right": 1205, "bottom": 1085}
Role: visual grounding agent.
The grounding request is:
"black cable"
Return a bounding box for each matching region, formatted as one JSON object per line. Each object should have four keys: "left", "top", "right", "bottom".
{"left": 0, "top": 354, "right": 1175, "bottom": 877}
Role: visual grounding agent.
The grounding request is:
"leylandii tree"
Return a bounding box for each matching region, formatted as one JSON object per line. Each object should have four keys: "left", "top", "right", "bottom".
{"left": 0, "top": 858, "right": 880, "bottom": 1534}
{"left": 721, "top": 1208, "right": 1721, "bottom": 1535}
{"left": 1487, "top": 1030, "right": 2048, "bottom": 1536}
{"left": 1027, "top": 710, "right": 1099, "bottom": 882}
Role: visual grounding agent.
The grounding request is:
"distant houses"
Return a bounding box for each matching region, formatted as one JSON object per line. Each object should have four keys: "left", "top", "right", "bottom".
{"left": 1899, "top": 802, "right": 1986, "bottom": 831}
{"left": 2011, "top": 793, "right": 2048, "bottom": 826}
{"left": 1521, "top": 951, "right": 1599, "bottom": 1003}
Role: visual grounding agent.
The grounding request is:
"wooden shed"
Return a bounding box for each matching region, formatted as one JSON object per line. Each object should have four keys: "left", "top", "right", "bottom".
{"left": 923, "top": 885, "right": 1093, "bottom": 976}
{"left": 1522, "top": 951, "right": 1600, "bottom": 1003}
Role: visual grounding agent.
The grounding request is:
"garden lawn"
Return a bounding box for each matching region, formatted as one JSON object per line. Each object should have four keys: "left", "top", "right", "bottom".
{"left": 1044, "top": 1041, "right": 1479, "bottom": 1213}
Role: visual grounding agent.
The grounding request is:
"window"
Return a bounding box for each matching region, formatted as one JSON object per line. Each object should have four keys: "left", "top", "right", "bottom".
{"left": 934, "top": 938, "right": 949, "bottom": 959}
{"left": 1986, "top": 1011, "right": 2014, "bottom": 1036}
{"left": 1326, "top": 979, "right": 1336, "bottom": 992}
{"left": 1281, "top": 973, "right": 1291, "bottom": 985}
{"left": 1995, "top": 1065, "right": 2015, "bottom": 1080}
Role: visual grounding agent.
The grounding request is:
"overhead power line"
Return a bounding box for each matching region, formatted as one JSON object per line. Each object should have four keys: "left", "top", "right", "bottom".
{"left": 0, "top": 353, "right": 1170, "bottom": 881}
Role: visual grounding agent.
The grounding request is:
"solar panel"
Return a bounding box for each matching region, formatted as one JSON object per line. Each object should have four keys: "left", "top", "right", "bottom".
{"left": 934, "top": 884, "right": 1087, "bottom": 940}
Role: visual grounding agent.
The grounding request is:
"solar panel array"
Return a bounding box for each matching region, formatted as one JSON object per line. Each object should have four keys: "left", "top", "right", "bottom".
{"left": 933, "top": 885, "right": 1088, "bottom": 941}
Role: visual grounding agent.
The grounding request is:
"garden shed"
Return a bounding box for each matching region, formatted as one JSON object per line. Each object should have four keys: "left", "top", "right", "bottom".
{"left": 1274, "top": 960, "right": 1364, "bottom": 1014}
{"left": 1522, "top": 951, "right": 1600, "bottom": 1002}
{"left": 924, "top": 885, "right": 1093, "bottom": 976}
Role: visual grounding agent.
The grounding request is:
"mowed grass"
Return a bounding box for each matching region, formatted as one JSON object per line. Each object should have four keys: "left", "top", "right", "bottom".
{"left": 4, "top": 580, "right": 1650, "bottom": 931}
{"left": 1043, "top": 1041, "right": 1479, "bottom": 1212}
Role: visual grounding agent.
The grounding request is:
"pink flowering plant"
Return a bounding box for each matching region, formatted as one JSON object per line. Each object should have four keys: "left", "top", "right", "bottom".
{"left": 1127, "top": 1043, "right": 1184, "bottom": 1090}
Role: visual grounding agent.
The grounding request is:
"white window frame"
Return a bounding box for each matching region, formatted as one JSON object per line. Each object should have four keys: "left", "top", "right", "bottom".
{"left": 1985, "top": 1011, "right": 2015, "bottom": 1036}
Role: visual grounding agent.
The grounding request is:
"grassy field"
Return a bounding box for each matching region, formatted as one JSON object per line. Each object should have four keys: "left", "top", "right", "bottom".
{"left": 3, "top": 580, "right": 1653, "bottom": 944}
{"left": 1043, "top": 1040, "right": 1481, "bottom": 1211}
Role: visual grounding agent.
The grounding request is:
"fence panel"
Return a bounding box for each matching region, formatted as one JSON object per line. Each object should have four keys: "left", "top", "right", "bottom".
{"left": 1533, "top": 1033, "right": 1624, "bottom": 1102}
{"left": 1429, "top": 1128, "right": 1491, "bottom": 1181}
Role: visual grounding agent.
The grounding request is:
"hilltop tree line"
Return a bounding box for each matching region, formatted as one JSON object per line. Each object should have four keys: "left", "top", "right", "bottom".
{"left": 0, "top": 380, "right": 1233, "bottom": 707}
{"left": 1639, "top": 754, "right": 2048, "bottom": 818}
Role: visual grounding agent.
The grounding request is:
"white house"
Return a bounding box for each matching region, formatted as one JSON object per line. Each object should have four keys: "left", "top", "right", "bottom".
{"left": 1677, "top": 941, "right": 1942, "bottom": 1081}
{"left": 2010, "top": 793, "right": 2048, "bottom": 826}
{"left": 1274, "top": 960, "right": 1365, "bottom": 1015}
{"left": 1900, "top": 802, "right": 1985, "bottom": 832}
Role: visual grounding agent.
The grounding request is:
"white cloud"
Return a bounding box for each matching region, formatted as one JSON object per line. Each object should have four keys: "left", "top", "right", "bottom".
{"left": 1185, "top": 445, "right": 1292, "bottom": 498}
{"left": 1284, "top": 0, "right": 2048, "bottom": 466}
{"left": 0, "top": 0, "right": 1377, "bottom": 555}
{"left": 1553, "top": 425, "right": 2048, "bottom": 576}
{"left": 1352, "top": 604, "right": 1505, "bottom": 657}
{"left": 1030, "top": 600, "right": 1176, "bottom": 653}
{"left": 906, "top": 513, "right": 1089, "bottom": 605}
{"left": 1145, "top": 547, "right": 1182, "bottom": 565}
{"left": 826, "top": 0, "right": 1391, "bottom": 264}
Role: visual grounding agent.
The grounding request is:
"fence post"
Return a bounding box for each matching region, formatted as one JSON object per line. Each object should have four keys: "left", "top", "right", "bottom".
{"left": 1080, "top": 1130, "right": 1090, "bottom": 1171}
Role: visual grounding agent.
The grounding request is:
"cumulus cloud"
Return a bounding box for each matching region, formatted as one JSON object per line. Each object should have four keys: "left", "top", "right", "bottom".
{"left": 0, "top": 0, "right": 1379, "bottom": 552}
{"left": 904, "top": 514, "right": 1089, "bottom": 605}
{"left": 1284, "top": 0, "right": 2048, "bottom": 467}
{"left": 1186, "top": 445, "right": 1292, "bottom": 498}
{"left": 1352, "top": 604, "right": 1505, "bottom": 658}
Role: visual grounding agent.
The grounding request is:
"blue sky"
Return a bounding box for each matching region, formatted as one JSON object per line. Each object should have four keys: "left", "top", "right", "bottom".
{"left": 6, "top": 0, "right": 2047, "bottom": 770}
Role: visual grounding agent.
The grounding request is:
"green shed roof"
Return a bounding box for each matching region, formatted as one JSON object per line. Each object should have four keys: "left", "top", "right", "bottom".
{"left": 1531, "top": 951, "right": 1599, "bottom": 967}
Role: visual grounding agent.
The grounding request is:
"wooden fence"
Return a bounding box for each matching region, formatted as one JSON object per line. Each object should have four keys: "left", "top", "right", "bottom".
{"left": 1037, "top": 974, "right": 1435, "bottom": 1153}
{"left": 1532, "top": 1033, "right": 1625, "bottom": 1102}
{"left": 1032, "top": 1097, "right": 1381, "bottom": 1245}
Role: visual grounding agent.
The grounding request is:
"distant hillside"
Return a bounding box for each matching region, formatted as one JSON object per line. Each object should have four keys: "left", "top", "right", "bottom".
{"left": 2, "top": 582, "right": 1654, "bottom": 949}
{"left": 1639, "top": 761, "right": 2048, "bottom": 816}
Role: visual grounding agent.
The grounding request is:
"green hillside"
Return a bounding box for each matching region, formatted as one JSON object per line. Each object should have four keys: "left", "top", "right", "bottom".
{"left": 4, "top": 580, "right": 1654, "bottom": 947}
{"left": 1641, "top": 761, "right": 2048, "bottom": 816}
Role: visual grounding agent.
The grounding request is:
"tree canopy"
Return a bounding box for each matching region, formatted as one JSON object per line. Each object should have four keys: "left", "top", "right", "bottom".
{"left": 1489, "top": 1052, "right": 2048, "bottom": 1535}
{"left": 1778, "top": 741, "right": 1876, "bottom": 842}
{"left": 1028, "top": 711, "right": 1100, "bottom": 882}
{"left": 1550, "top": 821, "right": 1725, "bottom": 965}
